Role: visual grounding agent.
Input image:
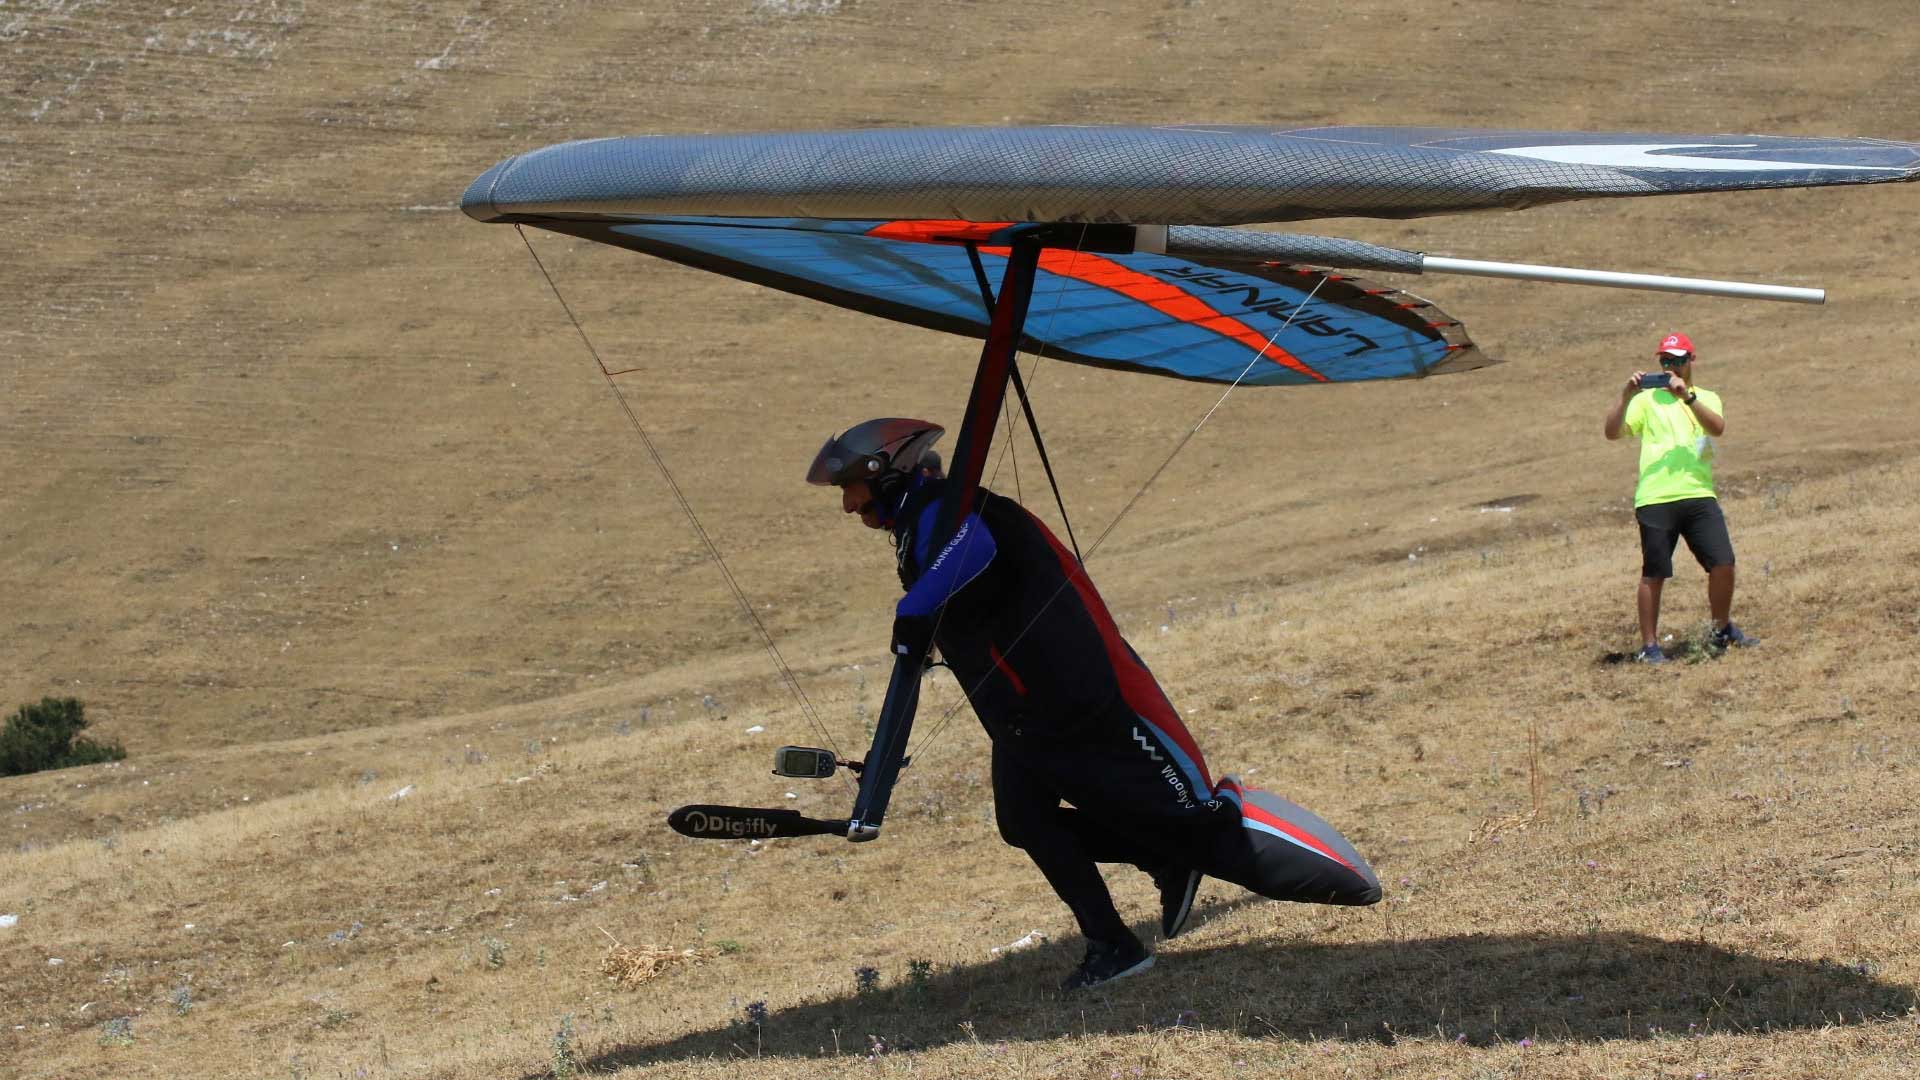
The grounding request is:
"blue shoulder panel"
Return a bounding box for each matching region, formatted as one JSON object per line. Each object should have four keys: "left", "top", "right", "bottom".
{"left": 898, "top": 500, "right": 996, "bottom": 618}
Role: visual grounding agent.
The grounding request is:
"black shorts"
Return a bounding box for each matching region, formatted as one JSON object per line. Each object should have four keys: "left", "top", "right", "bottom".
{"left": 1636, "top": 497, "right": 1734, "bottom": 578}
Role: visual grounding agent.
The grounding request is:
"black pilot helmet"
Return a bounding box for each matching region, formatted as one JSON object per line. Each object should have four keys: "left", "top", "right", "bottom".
{"left": 805, "top": 418, "right": 945, "bottom": 490}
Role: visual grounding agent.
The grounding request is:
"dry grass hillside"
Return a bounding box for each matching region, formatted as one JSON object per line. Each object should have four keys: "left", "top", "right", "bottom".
{"left": 4, "top": 2, "right": 1918, "bottom": 1077}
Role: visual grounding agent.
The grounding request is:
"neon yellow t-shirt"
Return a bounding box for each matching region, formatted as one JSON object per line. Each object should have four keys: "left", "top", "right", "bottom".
{"left": 1624, "top": 386, "right": 1721, "bottom": 507}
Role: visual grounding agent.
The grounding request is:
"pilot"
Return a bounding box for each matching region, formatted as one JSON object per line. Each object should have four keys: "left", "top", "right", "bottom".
{"left": 810, "top": 417, "right": 1379, "bottom": 991}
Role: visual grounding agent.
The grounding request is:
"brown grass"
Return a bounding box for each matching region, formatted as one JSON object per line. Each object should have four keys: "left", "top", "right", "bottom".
{"left": 5, "top": 1, "right": 1920, "bottom": 1077}
{"left": 5, "top": 460, "right": 1916, "bottom": 1079}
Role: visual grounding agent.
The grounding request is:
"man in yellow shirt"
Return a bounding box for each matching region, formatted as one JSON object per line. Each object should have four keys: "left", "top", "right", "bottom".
{"left": 1602, "top": 332, "right": 1755, "bottom": 663}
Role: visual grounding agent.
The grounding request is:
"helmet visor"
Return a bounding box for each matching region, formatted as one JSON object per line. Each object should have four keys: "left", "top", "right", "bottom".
{"left": 805, "top": 434, "right": 863, "bottom": 486}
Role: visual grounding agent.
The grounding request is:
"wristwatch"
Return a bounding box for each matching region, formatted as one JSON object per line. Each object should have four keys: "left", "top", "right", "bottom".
{"left": 1683, "top": 391, "right": 1698, "bottom": 405}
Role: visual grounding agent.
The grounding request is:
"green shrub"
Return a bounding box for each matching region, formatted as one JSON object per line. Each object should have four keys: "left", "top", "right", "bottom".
{"left": 0, "top": 697, "right": 127, "bottom": 777}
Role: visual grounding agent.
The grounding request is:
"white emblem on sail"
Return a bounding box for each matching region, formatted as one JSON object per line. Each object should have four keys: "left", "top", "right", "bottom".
{"left": 1489, "top": 144, "right": 1898, "bottom": 173}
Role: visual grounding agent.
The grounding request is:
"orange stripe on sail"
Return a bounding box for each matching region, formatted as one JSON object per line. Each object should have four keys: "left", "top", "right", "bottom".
{"left": 865, "top": 220, "right": 1014, "bottom": 244}
{"left": 864, "top": 222, "right": 1325, "bottom": 381}
{"left": 1005, "top": 248, "right": 1324, "bottom": 381}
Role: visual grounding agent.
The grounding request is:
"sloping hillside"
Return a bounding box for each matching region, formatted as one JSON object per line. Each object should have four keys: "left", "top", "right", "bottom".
{"left": 3, "top": 2, "right": 1917, "bottom": 1077}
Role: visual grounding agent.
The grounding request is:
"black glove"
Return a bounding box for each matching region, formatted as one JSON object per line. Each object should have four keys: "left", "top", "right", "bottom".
{"left": 891, "top": 614, "right": 936, "bottom": 667}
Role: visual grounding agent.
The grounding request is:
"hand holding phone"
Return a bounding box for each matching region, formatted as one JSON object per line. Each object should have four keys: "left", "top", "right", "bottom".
{"left": 1637, "top": 372, "right": 1672, "bottom": 391}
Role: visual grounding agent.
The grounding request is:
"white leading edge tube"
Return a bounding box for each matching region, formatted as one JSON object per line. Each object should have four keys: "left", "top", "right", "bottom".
{"left": 1421, "top": 255, "right": 1825, "bottom": 304}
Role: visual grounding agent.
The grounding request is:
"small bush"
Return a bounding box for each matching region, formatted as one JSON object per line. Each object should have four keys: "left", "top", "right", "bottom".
{"left": 1, "top": 697, "right": 126, "bottom": 777}
{"left": 98, "top": 1016, "right": 134, "bottom": 1047}
{"left": 905, "top": 958, "right": 934, "bottom": 998}
{"left": 549, "top": 1014, "right": 579, "bottom": 1079}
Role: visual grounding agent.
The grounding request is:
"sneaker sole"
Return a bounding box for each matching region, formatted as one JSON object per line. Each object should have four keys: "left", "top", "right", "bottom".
{"left": 1081, "top": 952, "right": 1155, "bottom": 991}
{"left": 1162, "top": 870, "right": 1202, "bottom": 939}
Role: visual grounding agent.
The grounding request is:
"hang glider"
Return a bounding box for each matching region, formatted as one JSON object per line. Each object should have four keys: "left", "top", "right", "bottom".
{"left": 466, "top": 126, "right": 1919, "bottom": 385}
{"left": 465, "top": 124, "right": 1920, "bottom": 843}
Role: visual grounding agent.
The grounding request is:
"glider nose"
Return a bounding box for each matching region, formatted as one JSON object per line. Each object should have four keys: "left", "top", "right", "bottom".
{"left": 460, "top": 157, "right": 516, "bottom": 222}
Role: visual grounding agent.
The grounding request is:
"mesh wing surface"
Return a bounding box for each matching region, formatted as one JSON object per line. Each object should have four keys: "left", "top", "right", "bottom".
{"left": 464, "top": 125, "right": 1920, "bottom": 226}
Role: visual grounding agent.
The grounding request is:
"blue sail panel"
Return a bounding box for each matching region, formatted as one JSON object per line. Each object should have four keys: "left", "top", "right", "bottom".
{"left": 585, "top": 218, "right": 1482, "bottom": 386}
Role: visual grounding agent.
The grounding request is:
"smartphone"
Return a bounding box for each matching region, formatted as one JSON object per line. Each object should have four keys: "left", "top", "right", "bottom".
{"left": 1637, "top": 372, "right": 1672, "bottom": 390}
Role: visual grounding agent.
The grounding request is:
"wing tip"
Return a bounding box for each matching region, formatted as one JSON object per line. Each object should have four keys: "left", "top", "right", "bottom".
{"left": 460, "top": 157, "right": 514, "bottom": 222}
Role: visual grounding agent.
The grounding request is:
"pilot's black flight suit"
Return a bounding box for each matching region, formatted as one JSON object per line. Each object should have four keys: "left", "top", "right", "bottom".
{"left": 889, "top": 478, "right": 1378, "bottom": 944}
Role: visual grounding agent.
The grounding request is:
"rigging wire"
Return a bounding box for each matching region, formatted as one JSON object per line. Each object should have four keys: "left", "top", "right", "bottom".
{"left": 964, "top": 237, "right": 1086, "bottom": 564}
{"left": 1002, "top": 387, "right": 1022, "bottom": 505}
{"left": 1006, "top": 362, "right": 1082, "bottom": 563}
{"left": 513, "top": 225, "right": 850, "bottom": 783}
{"left": 1085, "top": 273, "right": 1328, "bottom": 561}
{"left": 909, "top": 272, "right": 1331, "bottom": 757}
{"left": 902, "top": 232, "right": 1092, "bottom": 736}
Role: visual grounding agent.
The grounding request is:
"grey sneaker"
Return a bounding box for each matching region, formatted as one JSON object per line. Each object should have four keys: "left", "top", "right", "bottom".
{"left": 1710, "top": 623, "right": 1756, "bottom": 650}
{"left": 1060, "top": 934, "right": 1154, "bottom": 992}
{"left": 1635, "top": 644, "right": 1667, "bottom": 664}
{"left": 1152, "top": 865, "right": 1203, "bottom": 939}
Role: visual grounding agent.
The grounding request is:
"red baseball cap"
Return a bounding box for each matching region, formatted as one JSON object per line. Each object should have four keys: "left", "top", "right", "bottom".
{"left": 1657, "top": 332, "right": 1694, "bottom": 358}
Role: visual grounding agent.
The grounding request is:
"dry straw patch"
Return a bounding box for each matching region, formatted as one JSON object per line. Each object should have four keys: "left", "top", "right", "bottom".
{"left": 600, "top": 932, "right": 720, "bottom": 989}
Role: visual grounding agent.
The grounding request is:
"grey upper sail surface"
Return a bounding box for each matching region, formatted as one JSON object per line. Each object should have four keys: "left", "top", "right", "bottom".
{"left": 462, "top": 125, "right": 1920, "bottom": 226}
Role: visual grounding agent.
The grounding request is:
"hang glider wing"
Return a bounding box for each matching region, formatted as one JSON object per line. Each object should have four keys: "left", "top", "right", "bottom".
{"left": 462, "top": 125, "right": 1920, "bottom": 226}
{"left": 464, "top": 125, "right": 1919, "bottom": 383}
{"left": 530, "top": 215, "right": 1483, "bottom": 386}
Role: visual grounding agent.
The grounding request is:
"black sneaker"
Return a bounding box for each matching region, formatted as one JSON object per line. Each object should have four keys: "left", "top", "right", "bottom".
{"left": 1152, "top": 865, "right": 1202, "bottom": 939}
{"left": 1710, "top": 623, "right": 1756, "bottom": 650}
{"left": 1060, "top": 934, "right": 1154, "bottom": 992}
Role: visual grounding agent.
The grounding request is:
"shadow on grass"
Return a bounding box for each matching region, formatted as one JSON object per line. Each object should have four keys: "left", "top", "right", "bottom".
{"left": 1600, "top": 623, "right": 1744, "bottom": 665}
{"left": 558, "top": 928, "right": 1912, "bottom": 1070}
